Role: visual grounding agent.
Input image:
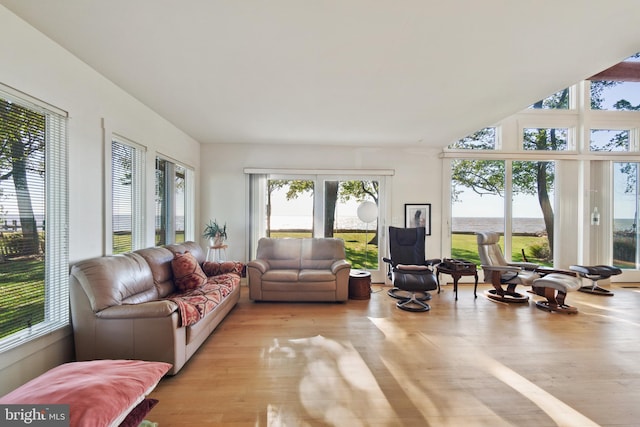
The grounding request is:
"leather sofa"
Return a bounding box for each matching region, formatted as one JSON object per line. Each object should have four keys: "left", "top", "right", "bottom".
{"left": 69, "top": 241, "right": 241, "bottom": 375}
{"left": 247, "top": 238, "right": 351, "bottom": 302}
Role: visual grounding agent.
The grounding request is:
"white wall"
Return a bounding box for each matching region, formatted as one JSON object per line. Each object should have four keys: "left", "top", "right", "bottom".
{"left": 200, "top": 143, "right": 445, "bottom": 263}
{"left": 0, "top": 6, "right": 201, "bottom": 394}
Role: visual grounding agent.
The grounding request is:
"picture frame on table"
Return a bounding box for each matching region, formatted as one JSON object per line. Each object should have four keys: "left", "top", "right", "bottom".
{"left": 404, "top": 203, "right": 431, "bottom": 235}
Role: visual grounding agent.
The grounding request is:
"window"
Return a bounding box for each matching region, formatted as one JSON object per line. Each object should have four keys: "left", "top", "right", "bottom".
{"left": 155, "top": 157, "right": 193, "bottom": 245}
{"left": 449, "top": 127, "right": 496, "bottom": 150}
{"left": 0, "top": 88, "right": 68, "bottom": 349}
{"left": 450, "top": 159, "right": 555, "bottom": 267}
{"left": 523, "top": 127, "right": 569, "bottom": 151}
{"left": 451, "top": 159, "right": 505, "bottom": 262}
{"left": 590, "top": 129, "right": 630, "bottom": 152}
{"left": 589, "top": 52, "right": 640, "bottom": 111}
{"left": 613, "top": 162, "right": 639, "bottom": 269}
{"left": 528, "top": 88, "right": 571, "bottom": 109}
{"left": 111, "top": 137, "right": 145, "bottom": 254}
{"left": 512, "top": 160, "right": 554, "bottom": 265}
{"left": 590, "top": 81, "right": 640, "bottom": 111}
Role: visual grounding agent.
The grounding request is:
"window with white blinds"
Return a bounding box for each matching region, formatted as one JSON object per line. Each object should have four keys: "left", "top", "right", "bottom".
{"left": 0, "top": 87, "right": 68, "bottom": 351}
{"left": 111, "top": 137, "right": 145, "bottom": 254}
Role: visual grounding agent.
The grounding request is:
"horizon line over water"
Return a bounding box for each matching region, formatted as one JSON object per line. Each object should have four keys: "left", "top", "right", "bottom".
{"left": 269, "top": 216, "right": 637, "bottom": 233}
{"left": 268, "top": 216, "right": 549, "bottom": 233}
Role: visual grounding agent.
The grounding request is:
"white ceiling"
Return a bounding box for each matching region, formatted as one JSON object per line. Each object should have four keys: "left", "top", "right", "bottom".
{"left": 2, "top": 0, "right": 640, "bottom": 147}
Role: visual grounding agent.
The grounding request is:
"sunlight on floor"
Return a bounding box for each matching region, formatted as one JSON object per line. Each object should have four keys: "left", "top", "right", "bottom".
{"left": 256, "top": 310, "right": 616, "bottom": 426}
{"left": 371, "top": 317, "right": 600, "bottom": 427}
{"left": 265, "top": 335, "right": 399, "bottom": 426}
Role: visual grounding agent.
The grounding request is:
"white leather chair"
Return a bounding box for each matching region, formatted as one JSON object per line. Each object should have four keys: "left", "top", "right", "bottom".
{"left": 476, "top": 231, "right": 581, "bottom": 314}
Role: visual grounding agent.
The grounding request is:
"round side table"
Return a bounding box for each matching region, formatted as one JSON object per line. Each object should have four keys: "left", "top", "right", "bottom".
{"left": 349, "top": 270, "right": 371, "bottom": 300}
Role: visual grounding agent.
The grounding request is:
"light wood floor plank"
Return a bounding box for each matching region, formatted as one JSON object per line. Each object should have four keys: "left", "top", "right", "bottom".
{"left": 148, "top": 282, "right": 640, "bottom": 426}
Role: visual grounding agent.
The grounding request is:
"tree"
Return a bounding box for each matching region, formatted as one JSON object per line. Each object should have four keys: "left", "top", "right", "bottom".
{"left": 0, "top": 98, "right": 45, "bottom": 255}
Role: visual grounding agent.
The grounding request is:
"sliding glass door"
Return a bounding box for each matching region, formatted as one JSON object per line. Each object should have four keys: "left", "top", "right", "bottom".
{"left": 251, "top": 174, "right": 385, "bottom": 280}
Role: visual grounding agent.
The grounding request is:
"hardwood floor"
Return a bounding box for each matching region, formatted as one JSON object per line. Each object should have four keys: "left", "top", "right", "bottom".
{"left": 148, "top": 281, "right": 640, "bottom": 426}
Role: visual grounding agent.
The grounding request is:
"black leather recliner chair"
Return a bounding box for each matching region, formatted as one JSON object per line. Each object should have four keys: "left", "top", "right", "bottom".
{"left": 383, "top": 226, "right": 440, "bottom": 312}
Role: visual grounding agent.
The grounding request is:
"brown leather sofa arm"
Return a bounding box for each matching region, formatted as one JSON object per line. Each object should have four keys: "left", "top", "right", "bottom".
{"left": 247, "top": 259, "right": 269, "bottom": 274}
{"left": 95, "top": 300, "right": 178, "bottom": 319}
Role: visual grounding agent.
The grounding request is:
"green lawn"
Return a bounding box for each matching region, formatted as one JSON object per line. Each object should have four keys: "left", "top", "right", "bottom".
{"left": 451, "top": 233, "right": 552, "bottom": 266}
{"left": 0, "top": 257, "right": 45, "bottom": 339}
{"left": 270, "top": 231, "right": 379, "bottom": 270}
{"left": 270, "top": 231, "right": 551, "bottom": 268}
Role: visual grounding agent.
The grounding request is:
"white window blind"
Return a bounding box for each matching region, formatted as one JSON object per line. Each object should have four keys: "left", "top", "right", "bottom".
{"left": 0, "top": 87, "right": 68, "bottom": 352}
{"left": 111, "top": 137, "right": 145, "bottom": 253}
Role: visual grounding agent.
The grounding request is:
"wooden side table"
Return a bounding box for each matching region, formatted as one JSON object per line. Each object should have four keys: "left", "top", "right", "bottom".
{"left": 436, "top": 259, "right": 478, "bottom": 300}
{"left": 349, "top": 270, "right": 371, "bottom": 300}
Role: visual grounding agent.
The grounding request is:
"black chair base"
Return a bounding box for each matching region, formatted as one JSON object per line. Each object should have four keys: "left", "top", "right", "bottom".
{"left": 387, "top": 287, "right": 431, "bottom": 301}
{"left": 570, "top": 265, "right": 621, "bottom": 297}
{"left": 579, "top": 285, "right": 614, "bottom": 296}
{"left": 396, "top": 294, "right": 431, "bottom": 312}
{"left": 484, "top": 289, "right": 529, "bottom": 303}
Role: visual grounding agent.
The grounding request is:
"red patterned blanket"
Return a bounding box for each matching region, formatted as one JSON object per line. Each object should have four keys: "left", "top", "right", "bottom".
{"left": 167, "top": 273, "right": 240, "bottom": 327}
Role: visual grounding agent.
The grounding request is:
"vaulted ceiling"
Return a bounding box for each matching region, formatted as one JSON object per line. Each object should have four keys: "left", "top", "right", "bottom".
{"left": 2, "top": 1, "right": 640, "bottom": 147}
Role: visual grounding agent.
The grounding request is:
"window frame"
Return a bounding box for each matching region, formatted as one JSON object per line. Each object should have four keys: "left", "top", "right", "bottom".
{"left": 107, "top": 135, "right": 147, "bottom": 254}
{"left": 155, "top": 155, "right": 194, "bottom": 245}
{"left": 0, "top": 85, "right": 68, "bottom": 353}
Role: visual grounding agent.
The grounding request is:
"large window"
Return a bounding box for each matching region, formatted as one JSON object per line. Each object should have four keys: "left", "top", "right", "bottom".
{"left": 155, "top": 157, "right": 193, "bottom": 245}
{"left": 111, "top": 137, "right": 145, "bottom": 254}
{"left": 450, "top": 159, "right": 554, "bottom": 267}
{"left": 0, "top": 89, "right": 68, "bottom": 349}
{"left": 250, "top": 172, "right": 386, "bottom": 279}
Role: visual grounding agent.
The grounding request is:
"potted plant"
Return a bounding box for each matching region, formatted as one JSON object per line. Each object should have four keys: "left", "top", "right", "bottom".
{"left": 203, "top": 219, "right": 227, "bottom": 246}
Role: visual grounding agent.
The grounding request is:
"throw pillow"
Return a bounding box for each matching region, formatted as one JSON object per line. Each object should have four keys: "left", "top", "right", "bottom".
{"left": 171, "top": 251, "right": 207, "bottom": 291}
{"left": 0, "top": 360, "right": 171, "bottom": 427}
{"left": 202, "top": 260, "right": 244, "bottom": 276}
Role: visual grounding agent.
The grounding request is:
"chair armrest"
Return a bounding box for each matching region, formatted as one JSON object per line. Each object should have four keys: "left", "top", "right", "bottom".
{"left": 426, "top": 258, "right": 441, "bottom": 266}
{"left": 331, "top": 259, "right": 351, "bottom": 274}
{"left": 481, "top": 265, "right": 521, "bottom": 272}
{"left": 508, "top": 262, "right": 539, "bottom": 271}
{"left": 247, "top": 259, "right": 269, "bottom": 274}
{"left": 95, "top": 300, "right": 178, "bottom": 319}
